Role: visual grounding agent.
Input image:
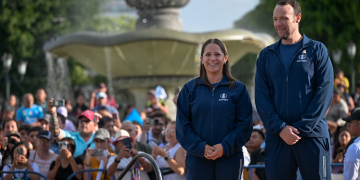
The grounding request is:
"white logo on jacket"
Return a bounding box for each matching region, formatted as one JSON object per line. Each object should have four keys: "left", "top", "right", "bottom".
{"left": 297, "top": 50, "right": 307, "bottom": 62}
{"left": 219, "top": 93, "right": 228, "bottom": 101}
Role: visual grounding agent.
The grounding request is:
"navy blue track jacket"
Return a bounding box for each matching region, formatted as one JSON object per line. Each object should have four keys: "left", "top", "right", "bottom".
{"left": 255, "top": 34, "right": 334, "bottom": 141}
{"left": 176, "top": 76, "right": 253, "bottom": 158}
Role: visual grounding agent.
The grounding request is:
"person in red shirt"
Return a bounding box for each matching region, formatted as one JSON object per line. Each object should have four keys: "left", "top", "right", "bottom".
{"left": 89, "top": 83, "right": 118, "bottom": 110}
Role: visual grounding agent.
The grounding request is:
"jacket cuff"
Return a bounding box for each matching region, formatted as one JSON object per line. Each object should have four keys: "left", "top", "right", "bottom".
{"left": 221, "top": 141, "right": 230, "bottom": 157}
{"left": 274, "top": 122, "right": 287, "bottom": 135}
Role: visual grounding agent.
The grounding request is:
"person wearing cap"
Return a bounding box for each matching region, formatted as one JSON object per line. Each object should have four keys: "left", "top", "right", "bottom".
{"left": 48, "top": 98, "right": 96, "bottom": 159}
{"left": 107, "top": 129, "right": 153, "bottom": 180}
{"left": 16, "top": 93, "right": 44, "bottom": 126}
{"left": 28, "top": 130, "right": 58, "bottom": 178}
{"left": 92, "top": 92, "right": 121, "bottom": 129}
{"left": 57, "top": 107, "right": 76, "bottom": 132}
{"left": 38, "top": 114, "right": 51, "bottom": 131}
{"left": 89, "top": 83, "right": 118, "bottom": 110}
{"left": 327, "top": 88, "right": 349, "bottom": 136}
{"left": 84, "top": 128, "right": 115, "bottom": 180}
{"left": 0, "top": 131, "right": 21, "bottom": 168}
{"left": 342, "top": 107, "right": 360, "bottom": 180}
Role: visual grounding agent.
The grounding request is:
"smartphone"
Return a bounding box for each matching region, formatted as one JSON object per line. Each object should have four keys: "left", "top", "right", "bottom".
{"left": 91, "top": 149, "right": 103, "bottom": 157}
{"left": 150, "top": 118, "right": 159, "bottom": 126}
{"left": 174, "top": 86, "right": 181, "bottom": 95}
{"left": 53, "top": 100, "right": 65, "bottom": 107}
{"left": 93, "top": 114, "right": 98, "bottom": 123}
{"left": 59, "top": 141, "right": 68, "bottom": 149}
{"left": 16, "top": 148, "right": 24, "bottom": 155}
{"left": 112, "top": 113, "right": 117, "bottom": 120}
{"left": 8, "top": 138, "right": 17, "bottom": 144}
{"left": 123, "top": 137, "right": 132, "bottom": 150}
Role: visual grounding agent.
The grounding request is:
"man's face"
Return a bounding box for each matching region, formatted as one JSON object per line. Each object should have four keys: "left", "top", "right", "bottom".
{"left": 4, "top": 120, "right": 18, "bottom": 135}
{"left": 348, "top": 120, "right": 360, "bottom": 137}
{"left": 104, "top": 121, "right": 115, "bottom": 137}
{"left": 134, "top": 124, "right": 142, "bottom": 138}
{"left": 8, "top": 95, "right": 16, "bottom": 106}
{"left": 24, "top": 94, "right": 34, "bottom": 108}
{"left": 273, "top": 4, "right": 301, "bottom": 40}
{"left": 245, "top": 131, "right": 264, "bottom": 150}
{"left": 36, "top": 89, "right": 46, "bottom": 102}
{"left": 99, "top": 98, "right": 107, "bottom": 106}
{"left": 152, "top": 118, "right": 165, "bottom": 136}
{"left": 94, "top": 138, "right": 109, "bottom": 150}
{"left": 147, "top": 94, "right": 156, "bottom": 104}
{"left": 121, "top": 123, "right": 136, "bottom": 139}
{"left": 36, "top": 137, "right": 51, "bottom": 151}
{"left": 78, "top": 117, "right": 95, "bottom": 134}
{"left": 28, "top": 131, "right": 39, "bottom": 148}
{"left": 99, "top": 87, "right": 107, "bottom": 93}
{"left": 39, "top": 120, "right": 49, "bottom": 131}
{"left": 19, "top": 130, "right": 28, "bottom": 142}
{"left": 57, "top": 117, "right": 65, "bottom": 129}
{"left": 333, "top": 94, "right": 341, "bottom": 103}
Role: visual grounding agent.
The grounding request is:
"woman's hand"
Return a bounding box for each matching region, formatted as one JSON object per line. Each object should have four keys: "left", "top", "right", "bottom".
{"left": 85, "top": 149, "right": 96, "bottom": 165}
{"left": 204, "top": 145, "right": 215, "bottom": 158}
{"left": 153, "top": 146, "right": 167, "bottom": 157}
{"left": 48, "top": 98, "right": 57, "bottom": 114}
{"left": 60, "top": 149, "right": 72, "bottom": 160}
{"left": 17, "top": 155, "right": 28, "bottom": 164}
{"left": 206, "top": 144, "right": 223, "bottom": 160}
{"left": 333, "top": 152, "right": 344, "bottom": 163}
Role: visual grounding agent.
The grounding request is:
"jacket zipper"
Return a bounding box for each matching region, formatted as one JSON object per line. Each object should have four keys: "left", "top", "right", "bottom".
{"left": 211, "top": 88, "right": 214, "bottom": 145}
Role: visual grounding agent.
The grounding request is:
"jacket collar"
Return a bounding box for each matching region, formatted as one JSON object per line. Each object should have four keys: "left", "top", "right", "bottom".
{"left": 197, "top": 75, "right": 230, "bottom": 86}
{"left": 269, "top": 34, "right": 314, "bottom": 51}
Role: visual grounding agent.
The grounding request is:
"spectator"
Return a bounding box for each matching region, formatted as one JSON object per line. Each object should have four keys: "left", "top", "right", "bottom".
{"left": 98, "top": 116, "right": 116, "bottom": 152}
{"left": 27, "top": 127, "right": 42, "bottom": 150}
{"left": 57, "top": 107, "right": 76, "bottom": 132}
{"left": 152, "top": 121, "right": 186, "bottom": 180}
{"left": 38, "top": 114, "right": 50, "bottom": 131}
{"left": 0, "top": 131, "right": 21, "bottom": 168}
{"left": 18, "top": 125, "right": 33, "bottom": 150}
{"left": 245, "top": 129, "right": 265, "bottom": 153}
{"left": 249, "top": 146, "right": 266, "bottom": 180}
{"left": 0, "top": 95, "right": 18, "bottom": 122}
{"left": 326, "top": 88, "right": 348, "bottom": 136}
{"left": 334, "top": 69, "right": 350, "bottom": 93}
{"left": 331, "top": 128, "right": 351, "bottom": 173}
{"left": 1, "top": 119, "right": 20, "bottom": 165}
{"left": 122, "top": 121, "right": 153, "bottom": 155}
{"left": 132, "top": 121, "right": 143, "bottom": 141}
{"left": 35, "top": 89, "right": 48, "bottom": 114}
{"left": 342, "top": 108, "right": 360, "bottom": 179}
{"left": 83, "top": 128, "right": 115, "bottom": 180}
{"left": 0, "top": 127, "right": 3, "bottom": 150}
{"left": 71, "top": 93, "right": 88, "bottom": 117}
{"left": 138, "top": 111, "right": 167, "bottom": 147}
{"left": 107, "top": 130, "right": 152, "bottom": 180}
{"left": 338, "top": 84, "right": 355, "bottom": 112}
{"left": 141, "top": 90, "right": 168, "bottom": 119}
{"left": 48, "top": 99, "right": 96, "bottom": 159}
{"left": 2, "top": 118, "right": 19, "bottom": 136}
{"left": 1, "top": 106, "right": 16, "bottom": 123}
{"left": 92, "top": 92, "right": 121, "bottom": 128}
{"left": 28, "top": 130, "right": 58, "bottom": 178}
{"left": 16, "top": 93, "right": 44, "bottom": 125}
{"left": 2, "top": 142, "right": 39, "bottom": 180}
{"left": 353, "top": 82, "right": 360, "bottom": 106}
{"left": 47, "top": 137, "right": 83, "bottom": 180}
{"left": 89, "top": 83, "right": 118, "bottom": 110}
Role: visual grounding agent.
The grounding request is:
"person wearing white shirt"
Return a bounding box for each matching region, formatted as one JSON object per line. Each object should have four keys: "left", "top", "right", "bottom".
{"left": 342, "top": 107, "right": 360, "bottom": 180}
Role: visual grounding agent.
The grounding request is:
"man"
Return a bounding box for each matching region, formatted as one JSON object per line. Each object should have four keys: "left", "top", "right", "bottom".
{"left": 342, "top": 107, "right": 360, "bottom": 179}
{"left": 98, "top": 116, "right": 116, "bottom": 151}
{"left": 16, "top": 93, "right": 44, "bottom": 125}
{"left": 248, "top": 130, "right": 266, "bottom": 180}
{"left": 18, "top": 124, "right": 32, "bottom": 149}
{"left": 89, "top": 83, "right": 118, "bottom": 109}
{"left": 245, "top": 129, "right": 265, "bottom": 154}
{"left": 48, "top": 98, "right": 96, "bottom": 158}
{"left": 35, "top": 88, "right": 48, "bottom": 114}
{"left": 255, "top": 0, "right": 333, "bottom": 179}
{"left": 1, "top": 106, "right": 16, "bottom": 123}
{"left": 83, "top": 128, "right": 115, "bottom": 180}
{"left": 0, "top": 95, "right": 17, "bottom": 122}
{"left": 327, "top": 88, "right": 349, "bottom": 136}
{"left": 92, "top": 92, "right": 121, "bottom": 128}
{"left": 38, "top": 114, "right": 50, "bottom": 131}
{"left": 28, "top": 126, "right": 43, "bottom": 150}
{"left": 122, "top": 120, "right": 153, "bottom": 155}
{"left": 138, "top": 111, "right": 167, "bottom": 147}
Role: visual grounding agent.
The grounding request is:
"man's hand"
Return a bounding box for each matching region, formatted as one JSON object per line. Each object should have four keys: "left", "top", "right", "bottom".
{"left": 204, "top": 144, "right": 215, "bottom": 158}
{"left": 279, "top": 125, "right": 301, "bottom": 145}
{"left": 48, "top": 98, "right": 57, "bottom": 114}
{"left": 206, "top": 144, "right": 223, "bottom": 160}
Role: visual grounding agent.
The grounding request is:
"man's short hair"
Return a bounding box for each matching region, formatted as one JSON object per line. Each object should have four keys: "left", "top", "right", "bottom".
{"left": 253, "top": 129, "right": 265, "bottom": 140}
{"left": 28, "top": 126, "right": 42, "bottom": 135}
{"left": 19, "top": 124, "right": 31, "bottom": 132}
{"left": 132, "top": 121, "right": 143, "bottom": 131}
{"left": 2, "top": 119, "right": 19, "bottom": 130}
{"left": 148, "top": 111, "right": 168, "bottom": 125}
{"left": 98, "top": 116, "right": 114, "bottom": 128}
{"left": 277, "top": 0, "right": 301, "bottom": 16}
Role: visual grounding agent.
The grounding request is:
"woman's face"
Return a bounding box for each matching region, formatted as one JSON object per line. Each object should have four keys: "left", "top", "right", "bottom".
{"left": 201, "top": 43, "right": 228, "bottom": 75}
{"left": 62, "top": 140, "right": 74, "bottom": 153}
{"left": 165, "top": 124, "right": 177, "bottom": 144}
{"left": 77, "top": 95, "right": 85, "bottom": 105}
{"left": 13, "top": 145, "right": 27, "bottom": 160}
{"left": 338, "top": 130, "right": 351, "bottom": 146}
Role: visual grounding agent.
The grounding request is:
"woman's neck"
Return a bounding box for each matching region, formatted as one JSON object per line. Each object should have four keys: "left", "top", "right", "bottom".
{"left": 340, "top": 143, "right": 348, "bottom": 148}
{"left": 37, "top": 149, "right": 50, "bottom": 159}
{"left": 60, "top": 158, "right": 70, "bottom": 167}
{"left": 206, "top": 73, "right": 223, "bottom": 84}
{"left": 167, "top": 141, "right": 178, "bottom": 150}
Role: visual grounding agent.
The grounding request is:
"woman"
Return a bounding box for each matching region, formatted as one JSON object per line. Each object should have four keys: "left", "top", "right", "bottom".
{"left": 47, "top": 137, "right": 83, "bottom": 180}
{"left": 0, "top": 131, "right": 21, "bottom": 168}
{"left": 331, "top": 128, "right": 352, "bottom": 173}
{"left": 71, "top": 93, "right": 88, "bottom": 117}
{"left": 2, "top": 142, "right": 40, "bottom": 180}
{"left": 153, "top": 121, "right": 186, "bottom": 180}
{"left": 176, "top": 38, "right": 253, "bottom": 180}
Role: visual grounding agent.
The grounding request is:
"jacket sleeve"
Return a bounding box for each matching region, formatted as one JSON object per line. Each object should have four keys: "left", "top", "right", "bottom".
{"left": 255, "top": 50, "right": 286, "bottom": 135}
{"left": 176, "top": 84, "right": 206, "bottom": 158}
{"left": 292, "top": 43, "right": 334, "bottom": 137}
{"left": 221, "top": 85, "right": 253, "bottom": 156}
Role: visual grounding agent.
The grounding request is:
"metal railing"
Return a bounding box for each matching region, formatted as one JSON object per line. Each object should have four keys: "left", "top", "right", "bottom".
{"left": 245, "top": 163, "right": 344, "bottom": 180}
{"left": 0, "top": 170, "right": 49, "bottom": 180}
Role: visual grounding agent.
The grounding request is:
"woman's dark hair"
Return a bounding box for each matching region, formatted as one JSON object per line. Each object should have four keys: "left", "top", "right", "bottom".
{"left": 332, "top": 128, "right": 350, "bottom": 159}
{"left": 10, "top": 142, "right": 30, "bottom": 161}
{"left": 60, "top": 137, "right": 76, "bottom": 154}
{"left": 2, "top": 119, "right": 19, "bottom": 130}
{"left": 198, "top": 38, "right": 236, "bottom": 89}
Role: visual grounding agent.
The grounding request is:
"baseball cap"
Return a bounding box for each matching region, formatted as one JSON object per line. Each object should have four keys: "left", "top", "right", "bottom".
{"left": 6, "top": 131, "right": 20, "bottom": 139}
{"left": 343, "top": 107, "right": 360, "bottom": 122}
{"left": 96, "top": 92, "right": 107, "bottom": 100}
{"left": 37, "top": 130, "right": 52, "bottom": 140}
{"left": 78, "top": 110, "right": 97, "bottom": 122}
{"left": 39, "top": 114, "right": 51, "bottom": 123}
{"left": 94, "top": 128, "right": 110, "bottom": 141}
{"left": 97, "top": 83, "right": 106, "bottom": 88}
{"left": 112, "top": 129, "right": 130, "bottom": 146}
{"left": 57, "top": 107, "right": 68, "bottom": 118}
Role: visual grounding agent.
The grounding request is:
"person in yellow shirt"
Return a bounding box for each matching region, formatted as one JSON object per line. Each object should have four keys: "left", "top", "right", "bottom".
{"left": 83, "top": 128, "right": 115, "bottom": 180}
{"left": 335, "top": 69, "right": 350, "bottom": 93}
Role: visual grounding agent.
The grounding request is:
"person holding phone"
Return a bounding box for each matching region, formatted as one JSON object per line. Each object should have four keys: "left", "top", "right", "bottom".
{"left": 176, "top": 38, "right": 253, "bottom": 180}
{"left": 107, "top": 130, "right": 152, "bottom": 180}
{"left": 47, "top": 137, "right": 83, "bottom": 180}
{"left": 2, "top": 142, "right": 40, "bottom": 180}
{"left": 84, "top": 128, "right": 115, "bottom": 180}
{"left": 0, "top": 131, "right": 21, "bottom": 169}
{"left": 331, "top": 128, "right": 351, "bottom": 173}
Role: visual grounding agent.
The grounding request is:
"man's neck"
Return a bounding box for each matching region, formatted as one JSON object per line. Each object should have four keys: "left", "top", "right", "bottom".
{"left": 152, "top": 131, "right": 162, "bottom": 142}
{"left": 206, "top": 73, "right": 223, "bottom": 84}
{"left": 36, "top": 149, "right": 50, "bottom": 159}
{"left": 81, "top": 132, "right": 93, "bottom": 142}
{"left": 281, "top": 31, "right": 302, "bottom": 45}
